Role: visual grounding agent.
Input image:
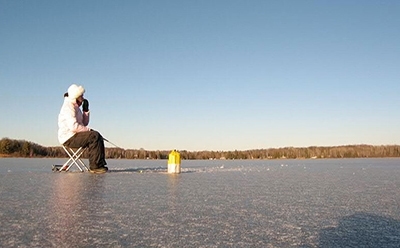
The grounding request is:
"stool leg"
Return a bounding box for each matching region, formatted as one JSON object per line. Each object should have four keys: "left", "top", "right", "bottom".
{"left": 60, "top": 146, "right": 89, "bottom": 172}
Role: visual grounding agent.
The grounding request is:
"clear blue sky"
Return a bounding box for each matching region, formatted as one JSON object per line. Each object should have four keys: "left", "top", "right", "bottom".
{"left": 1, "top": 0, "right": 399, "bottom": 151}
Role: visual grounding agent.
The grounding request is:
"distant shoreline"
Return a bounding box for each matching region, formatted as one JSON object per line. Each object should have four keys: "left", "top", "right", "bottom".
{"left": 1, "top": 138, "right": 400, "bottom": 160}
{"left": 0, "top": 154, "right": 400, "bottom": 161}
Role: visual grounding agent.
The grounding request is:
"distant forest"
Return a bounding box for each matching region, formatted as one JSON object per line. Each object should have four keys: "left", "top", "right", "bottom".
{"left": 1, "top": 137, "right": 400, "bottom": 160}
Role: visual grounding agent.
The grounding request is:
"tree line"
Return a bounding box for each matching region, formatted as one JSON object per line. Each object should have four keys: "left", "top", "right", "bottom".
{"left": 1, "top": 137, "right": 400, "bottom": 160}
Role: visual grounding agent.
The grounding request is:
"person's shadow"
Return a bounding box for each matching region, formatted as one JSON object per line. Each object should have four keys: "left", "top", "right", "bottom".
{"left": 319, "top": 213, "right": 400, "bottom": 247}
{"left": 108, "top": 167, "right": 167, "bottom": 173}
{"left": 108, "top": 167, "right": 196, "bottom": 173}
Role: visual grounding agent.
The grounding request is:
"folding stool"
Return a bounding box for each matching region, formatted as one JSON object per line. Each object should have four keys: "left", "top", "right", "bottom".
{"left": 52, "top": 146, "right": 89, "bottom": 172}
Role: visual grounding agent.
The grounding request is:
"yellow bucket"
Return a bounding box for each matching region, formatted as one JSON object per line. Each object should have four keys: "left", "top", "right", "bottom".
{"left": 168, "top": 150, "right": 181, "bottom": 174}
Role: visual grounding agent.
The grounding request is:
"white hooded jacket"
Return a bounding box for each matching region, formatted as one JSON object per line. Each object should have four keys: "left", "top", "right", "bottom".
{"left": 58, "top": 96, "right": 90, "bottom": 144}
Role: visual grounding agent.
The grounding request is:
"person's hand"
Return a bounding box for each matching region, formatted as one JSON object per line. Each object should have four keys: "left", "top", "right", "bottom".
{"left": 82, "top": 99, "right": 89, "bottom": 112}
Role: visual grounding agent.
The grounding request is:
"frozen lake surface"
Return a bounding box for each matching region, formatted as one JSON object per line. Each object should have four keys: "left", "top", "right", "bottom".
{"left": 1, "top": 158, "right": 400, "bottom": 247}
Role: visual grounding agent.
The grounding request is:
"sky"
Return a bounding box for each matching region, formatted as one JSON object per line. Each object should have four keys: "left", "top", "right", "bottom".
{"left": 1, "top": 0, "right": 399, "bottom": 151}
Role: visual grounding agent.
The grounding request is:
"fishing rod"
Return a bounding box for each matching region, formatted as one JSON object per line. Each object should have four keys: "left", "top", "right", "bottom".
{"left": 103, "top": 137, "right": 123, "bottom": 149}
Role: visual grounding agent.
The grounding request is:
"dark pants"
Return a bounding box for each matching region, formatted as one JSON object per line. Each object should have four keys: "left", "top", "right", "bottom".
{"left": 63, "top": 131, "right": 107, "bottom": 170}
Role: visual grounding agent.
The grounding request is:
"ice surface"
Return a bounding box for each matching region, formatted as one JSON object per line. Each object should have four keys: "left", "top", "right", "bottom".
{"left": 1, "top": 158, "right": 400, "bottom": 247}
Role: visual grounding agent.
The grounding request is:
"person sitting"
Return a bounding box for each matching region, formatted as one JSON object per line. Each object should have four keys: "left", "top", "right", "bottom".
{"left": 58, "top": 84, "right": 108, "bottom": 173}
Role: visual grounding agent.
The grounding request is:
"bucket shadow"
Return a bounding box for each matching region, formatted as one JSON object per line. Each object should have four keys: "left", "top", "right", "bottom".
{"left": 319, "top": 213, "right": 400, "bottom": 248}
